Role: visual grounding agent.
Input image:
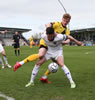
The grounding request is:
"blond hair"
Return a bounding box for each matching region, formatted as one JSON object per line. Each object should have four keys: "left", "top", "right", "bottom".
{"left": 63, "top": 13, "right": 71, "bottom": 19}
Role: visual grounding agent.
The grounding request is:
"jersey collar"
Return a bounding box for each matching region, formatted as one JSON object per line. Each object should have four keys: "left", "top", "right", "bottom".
{"left": 61, "top": 22, "right": 66, "bottom": 28}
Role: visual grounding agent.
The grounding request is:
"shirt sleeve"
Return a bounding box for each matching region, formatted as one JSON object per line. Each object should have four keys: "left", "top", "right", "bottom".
{"left": 19, "top": 35, "right": 21, "bottom": 39}
{"left": 52, "top": 22, "right": 58, "bottom": 29}
{"left": 63, "top": 34, "right": 68, "bottom": 40}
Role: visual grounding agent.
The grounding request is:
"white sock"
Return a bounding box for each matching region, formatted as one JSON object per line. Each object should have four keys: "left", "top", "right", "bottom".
{"left": 30, "top": 64, "right": 40, "bottom": 83}
{"left": 61, "top": 65, "right": 74, "bottom": 83}
{"left": 0, "top": 57, "right": 4, "bottom": 66}
{"left": 42, "top": 75, "right": 47, "bottom": 79}
{"left": 3, "top": 56, "right": 8, "bottom": 65}
{"left": 19, "top": 61, "right": 24, "bottom": 65}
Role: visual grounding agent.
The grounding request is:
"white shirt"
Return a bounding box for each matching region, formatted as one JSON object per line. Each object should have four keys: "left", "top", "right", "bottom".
{"left": 41, "top": 33, "right": 67, "bottom": 52}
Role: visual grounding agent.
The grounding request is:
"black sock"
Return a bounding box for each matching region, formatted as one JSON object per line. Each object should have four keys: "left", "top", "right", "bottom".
{"left": 15, "top": 50, "right": 17, "bottom": 56}
{"left": 18, "top": 50, "right": 20, "bottom": 56}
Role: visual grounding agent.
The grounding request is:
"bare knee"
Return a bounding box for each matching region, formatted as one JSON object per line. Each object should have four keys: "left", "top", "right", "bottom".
{"left": 1, "top": 51, "right": 6, "bottom": 56}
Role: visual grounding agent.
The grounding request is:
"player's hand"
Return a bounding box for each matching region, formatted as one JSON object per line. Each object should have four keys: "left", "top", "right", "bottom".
{"left": 77, "top": 42, "right": 84, "bottom": 46}
{"left": 81, "top": 43, "right": 84, "bottom": 46}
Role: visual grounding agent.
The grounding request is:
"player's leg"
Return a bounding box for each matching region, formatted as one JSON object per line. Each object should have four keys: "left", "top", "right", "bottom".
{"left": 23, "top": 46, "right": 47, "bottom": 63}
{"left": 17, "top": 43, "right": 20, "bottom": 56}
{"left": 23, "top": 54, "right": 39, "bottom": 63}
{"left": 41, "top": 59, "right": 56, "bottom": 78}
{"left": 25, "top": 57, "right": 46, "bottom": 87}
{"left": 14, "top": 43, "right": 17, "bottom": 56}
{"left": 18, "top": 48, "right": 20, "bottom": 56}
{"left": 13, "top": 39, "right": 47, "bottom": 71}
{"left": 13, "top": 47, "right": 47, "bottom": 71}
{"left": 40, "top": 52, "right": 52, "bottom": 83}
{"left": 13, "top": 53, "right": 39, "bottom": 71}
{"left": 0, "top": 44, "right": 4, "bottom": 68}
{"left": 0, "top": 57, "right": 4, "bottom": 69}
{"left": 56, "top": 56, "right": 76, "bottom": 88}
{"left": 1, "top": 50, "right": 11, "bottom": 68}
{"left": 15, "top": 49, "right": 17, "bottom": 56}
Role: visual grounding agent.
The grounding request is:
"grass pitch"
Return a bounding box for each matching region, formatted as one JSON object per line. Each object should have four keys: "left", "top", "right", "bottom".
{"left": 0, "top": 46, "right": 95, "bottom": 100}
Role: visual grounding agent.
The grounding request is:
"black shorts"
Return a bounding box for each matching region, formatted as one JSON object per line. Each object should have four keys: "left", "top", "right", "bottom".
{"left": 39, "top": 45, "right": 48, "bottom": 50}
{"left": 14, "top": 43, "right": 20, "bottom": 48}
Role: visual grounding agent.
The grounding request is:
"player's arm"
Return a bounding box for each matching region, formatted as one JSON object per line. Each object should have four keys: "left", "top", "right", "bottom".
{"left": 62, "top": 39, "right": 70, "bottom": 45}
{"left": 20, "top": 34, "right": 30, "bottom": 45}
{"left": 45, "top": 23, "right": 52, "bottom": 28}
{"left": 67, "top": 35, "right": 84, "bottom": 46}
{"left": 45, "top": 22, "right": 58, "bottom": 28}
{"left": 62, "top": 28, "right": 70, "bottom": 45}
{"left": 18, "top": 35, "right": 21, "bottom": 43}
{"left": 12, "top": 35, "right": 16, "bottom": 44}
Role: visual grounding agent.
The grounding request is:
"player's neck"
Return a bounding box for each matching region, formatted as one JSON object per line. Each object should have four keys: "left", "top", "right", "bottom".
{"left": 61, "top": 22, "right": 66, "bottom": 28}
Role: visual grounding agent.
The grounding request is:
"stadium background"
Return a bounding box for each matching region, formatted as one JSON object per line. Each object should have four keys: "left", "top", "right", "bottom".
{"left": 0, "top": 26, "right": 95, "bottom": 46}
{"left": 0, "top": 0, "right": 95, "bottom": 99}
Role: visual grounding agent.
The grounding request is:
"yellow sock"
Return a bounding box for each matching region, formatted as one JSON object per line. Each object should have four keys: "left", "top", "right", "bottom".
{"left": 23, "top": 54, "right": 39, "bottom": 63}
{"left": 45, "top": 69, "right": 51, "bottom": 76}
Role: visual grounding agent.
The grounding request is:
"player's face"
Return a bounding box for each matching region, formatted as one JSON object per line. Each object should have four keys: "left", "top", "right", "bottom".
{"left": 47, "top": 34, "right": 55, "bottom": 41}
{"left": 15, "top": 32, "right": 18, "bottom": 35}
{"left": 62, "top": 18, "right": 70, "bottom": 27}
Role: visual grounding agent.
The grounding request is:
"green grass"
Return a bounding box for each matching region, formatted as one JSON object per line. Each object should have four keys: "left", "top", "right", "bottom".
{"left": 0, "top": 46, "right": 95, "bottom": 100}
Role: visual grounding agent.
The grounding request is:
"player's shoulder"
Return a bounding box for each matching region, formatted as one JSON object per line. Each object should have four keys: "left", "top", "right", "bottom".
{"left": 52, "top": 21, "right": 61, "bottom": 25}
{"left": 56, "top": 33, "right": 63, "bottom": 38}
{"left": 57, "top": 33, "right": 67, "bottom": 39}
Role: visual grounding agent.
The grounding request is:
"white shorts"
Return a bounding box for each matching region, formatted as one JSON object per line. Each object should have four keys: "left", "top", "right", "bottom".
{"left": 45, "top": 49, "right": 63, "bottom": 61}
{"left": 0, "top": 44, "right": 4, "bottom": 53}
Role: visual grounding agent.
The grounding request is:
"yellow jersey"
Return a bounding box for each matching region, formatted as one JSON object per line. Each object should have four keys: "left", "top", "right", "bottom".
{"left": 52, "top": 22, "right": 70, "bottom": 35}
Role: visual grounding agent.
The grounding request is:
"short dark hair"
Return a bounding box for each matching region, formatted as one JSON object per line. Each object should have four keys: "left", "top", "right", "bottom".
{"left": 46, "top": 27, "right": 54, "bottom": 35}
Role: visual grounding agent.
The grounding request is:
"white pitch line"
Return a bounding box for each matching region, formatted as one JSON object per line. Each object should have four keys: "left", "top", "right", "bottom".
{"left": 0, "top": 92, "right": 15, "bottom": 100}
{"left": 85, "top": 51, "right": 95, "bottom": 54}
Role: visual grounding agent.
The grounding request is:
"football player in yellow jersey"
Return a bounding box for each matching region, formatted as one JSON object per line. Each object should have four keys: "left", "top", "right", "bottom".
{"left": 13, "top": 14, "right": 71, "bottom": 73}
{"left": 50, "top": 22, "right": 70, "bottom": 35}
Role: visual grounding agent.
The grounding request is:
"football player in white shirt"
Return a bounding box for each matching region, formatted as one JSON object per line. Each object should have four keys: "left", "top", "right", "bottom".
{"left": 0, "top": 30, "right": 11, "bottom": 69}
{"left": 25, "top": 27, "right": 83, "bottom": 88}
